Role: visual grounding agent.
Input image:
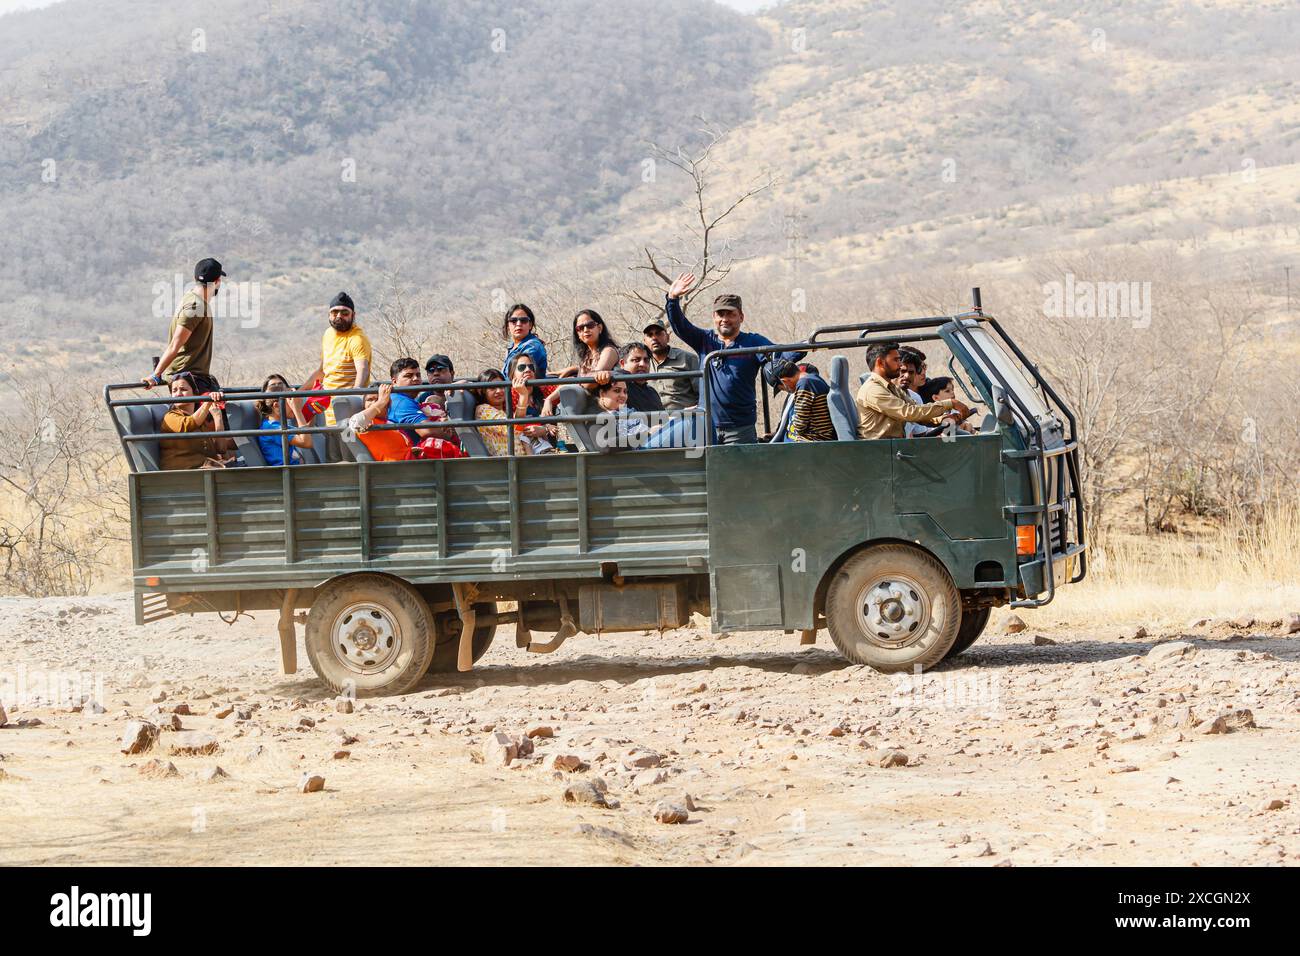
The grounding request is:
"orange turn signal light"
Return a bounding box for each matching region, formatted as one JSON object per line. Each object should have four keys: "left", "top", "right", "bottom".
{"left": 1015, "top": 525, "right": 1037, "bottom": 556}
{"left": 145, "top": 576, "right": 161, "bottom": 587}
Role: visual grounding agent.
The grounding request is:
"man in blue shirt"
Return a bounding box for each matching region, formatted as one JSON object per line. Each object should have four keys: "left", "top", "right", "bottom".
{"left": 387, "top": 358, "right": 444, "bottom": 444}
{"left": 665, "top": 271, "right": 805, "bottom": 444}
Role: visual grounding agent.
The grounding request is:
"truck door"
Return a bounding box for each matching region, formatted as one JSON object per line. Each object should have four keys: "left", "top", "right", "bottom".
{"left": 890, "top": 433, "right": 1006, "bottom": 540}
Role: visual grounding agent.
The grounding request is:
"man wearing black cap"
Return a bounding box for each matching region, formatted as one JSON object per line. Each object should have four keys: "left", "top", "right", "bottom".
{"left": 143, "top": 257, "right": 226, "bottom": 393}
{"left": 300, "top": 292, "right": 372, "bottom": 461}
{"left": 664, "top": 272, "right": 804, "bottom": 444}
{"left": 642, "top": 316, "right": 699, "bottom": 411}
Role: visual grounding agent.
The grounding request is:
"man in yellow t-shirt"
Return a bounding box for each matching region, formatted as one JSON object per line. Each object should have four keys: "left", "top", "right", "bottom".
{"left": 301, "top": 291, "right": 372, "bottom": 461}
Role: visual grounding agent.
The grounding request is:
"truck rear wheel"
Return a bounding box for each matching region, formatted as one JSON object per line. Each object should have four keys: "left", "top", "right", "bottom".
{"left": 944, "top": 606, "right": 991, "bottom": 660}
{"left": 428, "top": 603, "right": 498, "bottom": 673}
{"left": 825, "top": 545, "right": 960, "bottom": 673}
{"left": 305, "top": 574, "right": 435, "bottom": 697}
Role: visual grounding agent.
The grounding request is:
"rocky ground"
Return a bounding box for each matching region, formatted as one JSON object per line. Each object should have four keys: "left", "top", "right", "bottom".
{"left": 1, "top": 594, "right": 1298, "bottom": 866}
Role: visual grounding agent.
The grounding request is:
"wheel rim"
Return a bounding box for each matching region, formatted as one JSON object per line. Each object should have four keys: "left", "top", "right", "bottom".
{"left": 332, "top": 602, "right": 403, "bottom": 674}
{"left": 855, "top": 573, "right": 932, "bottom": 648}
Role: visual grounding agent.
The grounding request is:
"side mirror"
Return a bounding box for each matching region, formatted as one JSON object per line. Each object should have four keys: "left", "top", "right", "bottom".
{"left": 992, "top": 386, "right": 1015, "bottom": 426}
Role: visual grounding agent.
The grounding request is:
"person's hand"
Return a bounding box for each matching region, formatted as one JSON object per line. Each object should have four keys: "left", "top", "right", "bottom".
{"left": 376, "top": 383, "right": 393, "bottom": 410}
{"left": 667, "top": 272, "right": 696, "bottom": 300}
{"left": 142, "top": 374, "right": 163, "bottom": 389}
{"left": 592, "top": 370, "right": 612, "bottom": 386}
{"left": 209, "top": 390, "right": 226, "bottom": 409}
{"left": 950, "top": 398, "right": 971, "bottom": 417}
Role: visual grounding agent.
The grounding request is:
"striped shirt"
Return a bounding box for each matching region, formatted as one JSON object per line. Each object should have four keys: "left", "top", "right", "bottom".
{"left": 786, "top": 372, "right": 836, "bottom": 442}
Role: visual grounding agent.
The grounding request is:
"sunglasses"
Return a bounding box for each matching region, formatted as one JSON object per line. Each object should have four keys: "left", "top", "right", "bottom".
{"left": 575, "top": 322, "right": 599, "bottom": 332}
{"left": 516, "top": 365, "right": 536, "bottom": 372}
{"left": 507, "top": 317, "right": 532, "bottom": 325}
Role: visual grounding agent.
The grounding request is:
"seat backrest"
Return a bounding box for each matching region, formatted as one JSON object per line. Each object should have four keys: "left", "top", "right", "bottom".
{"left": 113, "top": 402, "right": 167, "bottom": 472}
{"left": 769, "top": 394, "right": 795, "bottom": 443}
{"left": 445, "top": 389, "right": 489, "bottom": 458}
{"left": 308, "top": 410, "right": 327, "bottom": 464}
{"left": 225, "top": 400, "right": 267, "bottom": 467}
{"left": 331, "top": 395, "right": 374, "bottom": 462}
{"left": 556, "top": 384, "right": 612, "bottom": 453}
{"left": 827, "top": 355, "right": 859, "bottom": 441}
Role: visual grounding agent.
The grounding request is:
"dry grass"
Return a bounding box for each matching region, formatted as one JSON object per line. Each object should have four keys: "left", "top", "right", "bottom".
{"left": 1010, "top": 497, "right": 1300, "bottom": 630}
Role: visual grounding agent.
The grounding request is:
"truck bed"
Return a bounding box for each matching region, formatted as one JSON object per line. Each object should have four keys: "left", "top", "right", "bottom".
{"left": 131, "top": 451, "right": 710, "bottom": 598}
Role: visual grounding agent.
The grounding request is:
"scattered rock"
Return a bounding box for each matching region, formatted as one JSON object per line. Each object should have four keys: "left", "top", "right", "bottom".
{"left": 1032, "top": 634, "right": 1056, "bottom": 646}
{"left": 298, "top": 773, "right": 325, "bottom": 793}
{"left": 1260, "top": 799, "right": 1286, "bottom": 812}
{"left": 84, "top": 700, "right": 106, "bottom": 715}
{"left": 526, "top": 725, "right": 554, "bottom": 739}
{"left": 138, "top": 759, "right": 179, "bottom": 778}
{"left": 1200, "top": 708, "right": 1256, "bottom": 735}
{"left": 574, "top": 823, "right": 634, "bottom": 847}
{"left": 120, "top": 720, "right": 159, "bottom": 755}
{"left": 564, "top": 781, "right": 610, "bottom": 808}
{"left": 169, "top": 732, "right": 220, "bottom": 756}
{"left": 1147, "top": 641, "right": 1196, "bottom": 665}
{"left": 546, "top": 753, "right": 584, "bottom": 773}
{"left": 652, "top": 800, "right": 690, "bottom": 824}
{"left": 171, "top": 703, "right": 192, "bottom": 715}
{"left": 622, "top": 748, "right": 663, "bottom": 770}
{"left": 875, "top": 749, "right": 909, "bottom": 768}
{"left": 0, "top": 702, "right": 7, "bottom": 727}
{"left": 214, "top": 706, "right": 234, "bottom": 720}
{"left": 1133, "top": 626, "right": 1149, "bottom": 640}
{"left": 633, "top": 768, "right": 669, "bottom": 788}
{"left": 1003, "top": 615, "right": 1027, "bottom": 634}
{"left": 196, "top": 765, "right": 229, "bottom": 783}
{"left": 482, "top": 731, "right": 518, "bottom": 767}
{"left": 336, "top": 698, "right": 354, "bottom": 714}
{"left": 333, "top": 750, "right": 351, "bottom": 760}
{"left": 1286, "top": 613, "right": 1300, "bottom": 635}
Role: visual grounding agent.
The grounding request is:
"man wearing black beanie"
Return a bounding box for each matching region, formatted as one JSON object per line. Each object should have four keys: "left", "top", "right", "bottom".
{"left": 301, "top": 291, "right": 373, "bottom": 461}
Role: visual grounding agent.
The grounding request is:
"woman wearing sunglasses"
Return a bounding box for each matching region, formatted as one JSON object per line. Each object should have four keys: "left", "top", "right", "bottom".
{"left": 558, "top": 309, "right": 619, "bottom": 388}
{"left": 159, "top": 372, "right": 235, "bottom": 470}
{"left": 500, "top": 303, "right": 549, "bottom": 382}
{"left": 509, "top": 355, "right": 558, "bottom": 454}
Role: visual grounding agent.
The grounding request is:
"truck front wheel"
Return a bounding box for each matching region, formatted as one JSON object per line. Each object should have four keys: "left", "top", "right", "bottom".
{"left": 943, "top": 606, "right": 991, "bottom": 661}
{"left": 305, "top": 574, "right": 436, "bottom": 697}
{"left": 825, "top": 545, "right": 960, "bottom": 672}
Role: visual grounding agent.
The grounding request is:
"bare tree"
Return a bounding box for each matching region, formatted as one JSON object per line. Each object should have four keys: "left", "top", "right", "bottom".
{"left": 623, "top": 122, "right": 777, "bottom": 318}
{"left": 0, "top": 378, "right": 129, "bottom": 596}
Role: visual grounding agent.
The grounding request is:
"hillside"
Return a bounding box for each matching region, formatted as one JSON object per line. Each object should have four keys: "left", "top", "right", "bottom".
{"left": 0, "top": 0, "right": 768, "bottom": 370}
{"left": 1, "top": 0, "right": 1299, "bottom": 381}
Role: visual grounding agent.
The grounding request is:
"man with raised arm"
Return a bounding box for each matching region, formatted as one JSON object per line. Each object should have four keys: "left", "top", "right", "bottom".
{"left": 664, "top": 271, "right": 804, "bottom": 445}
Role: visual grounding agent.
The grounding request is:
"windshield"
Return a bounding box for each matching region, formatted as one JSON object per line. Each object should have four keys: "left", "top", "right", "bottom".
{"left": 951, "top": 321, "right": 1053, "bottom": 422}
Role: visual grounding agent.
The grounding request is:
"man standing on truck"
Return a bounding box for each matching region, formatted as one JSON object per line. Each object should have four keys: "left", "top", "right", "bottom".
{"left": 301, "top": 292, "right": 372, "bottom": 462}
{"left": 665, "top": 272, "right": 804, "bottom": 444}
{"left": 856, "top": 341, "right": 970, "bottom": 440}
{"left": 142, "top": 257, "right": 226, "bottom": 393}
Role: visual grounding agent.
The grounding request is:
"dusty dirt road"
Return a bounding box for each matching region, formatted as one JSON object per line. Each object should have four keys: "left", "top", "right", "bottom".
{"left": 1, "top": 594, "right": 1297, "bottom": 866}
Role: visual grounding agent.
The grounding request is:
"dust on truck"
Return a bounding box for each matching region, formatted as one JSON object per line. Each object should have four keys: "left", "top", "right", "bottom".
{"left": 106, "top": 292, "right": 1087, "bottom": 696}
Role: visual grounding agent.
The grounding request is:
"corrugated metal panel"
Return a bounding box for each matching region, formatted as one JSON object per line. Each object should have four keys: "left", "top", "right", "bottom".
{"left": 215, "top": 470, "right": 285, "bottom": 564}
{"left": 369, "top": 461, "right": 439, "bottom": 560}
{"left": 293, "top": 467, "right": 363, "bottom": 562}
{"left": 587, "top": 451, "right": 708, "bottom": 552}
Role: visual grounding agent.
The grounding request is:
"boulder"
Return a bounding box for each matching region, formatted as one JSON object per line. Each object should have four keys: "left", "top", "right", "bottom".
{"left": 120, "top": 720, "right": 159, "bottom": 755}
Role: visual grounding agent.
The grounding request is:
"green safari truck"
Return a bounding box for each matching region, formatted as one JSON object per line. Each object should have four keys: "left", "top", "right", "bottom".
{"left": 106, "top": 292, "right": 1086, "bottom": 696}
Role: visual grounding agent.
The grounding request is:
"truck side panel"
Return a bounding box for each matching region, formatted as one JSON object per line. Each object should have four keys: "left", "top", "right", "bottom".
{"left": 705, "top": 437, "right": 1016, "bottom": 632}
{"left": 133, "top": 452, "right": 710, "bottom": 596}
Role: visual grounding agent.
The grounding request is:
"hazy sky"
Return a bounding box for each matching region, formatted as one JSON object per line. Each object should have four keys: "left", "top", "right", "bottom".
{"left": 0, "top": 0, "right": 784, "bottom": 17}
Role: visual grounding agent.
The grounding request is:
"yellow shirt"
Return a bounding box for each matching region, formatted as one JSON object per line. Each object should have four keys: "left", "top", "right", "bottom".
{"left": 321, "top": 326, "right": 372, "bottom": 424}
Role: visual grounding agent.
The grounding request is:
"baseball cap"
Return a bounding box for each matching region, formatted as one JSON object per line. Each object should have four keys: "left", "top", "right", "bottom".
{"left": 425, "top": 354, "right": 454, "bottom": 373}
{"left": 643, "top": 317, "right": 669, "bottom": 333}
{"left": 713, "top": 293, "right": 742, "bottom": 313}
{"left": 195, "top": 258, "right": 226, "bottom": 282}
